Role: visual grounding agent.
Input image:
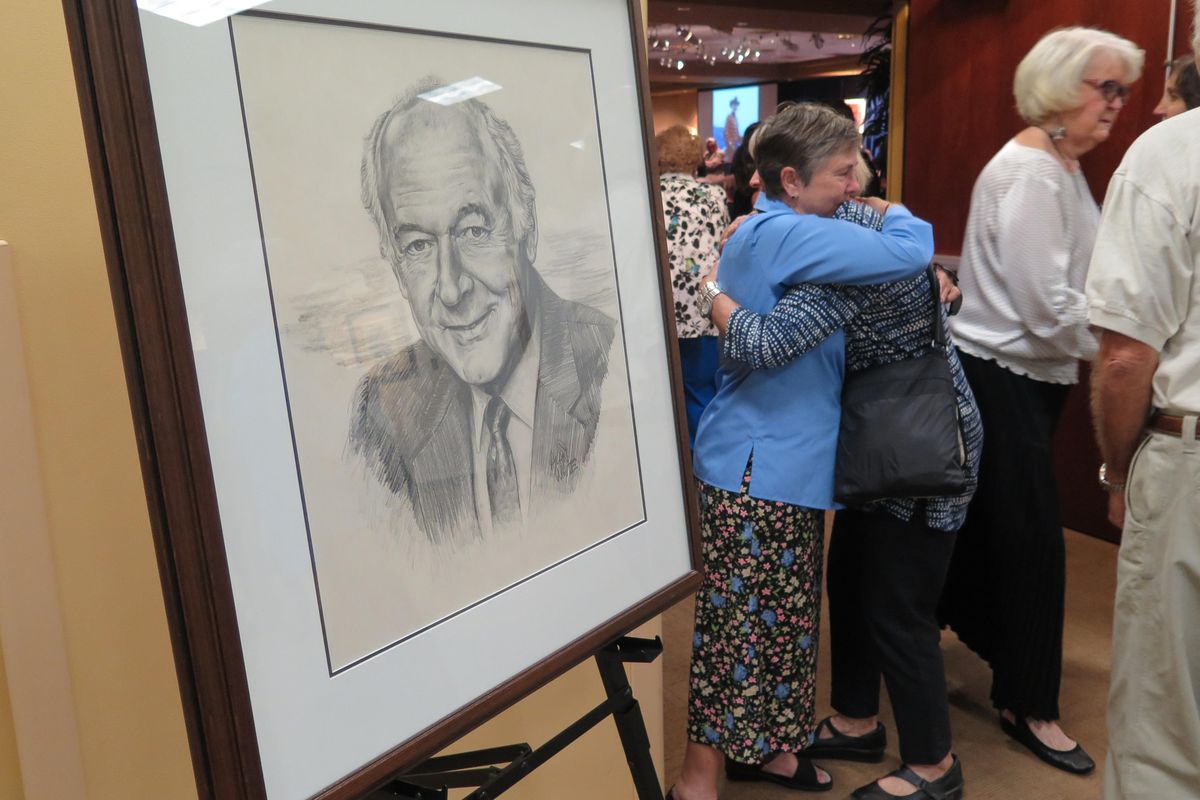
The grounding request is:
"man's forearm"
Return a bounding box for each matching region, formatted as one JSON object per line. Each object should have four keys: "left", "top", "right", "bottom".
{"left": 1090, "top": 331, "right": 1159, "bottom": 480}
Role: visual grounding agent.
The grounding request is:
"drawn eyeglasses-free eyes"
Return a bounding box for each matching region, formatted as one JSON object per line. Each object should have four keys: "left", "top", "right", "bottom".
{"left": 1082, "top": 78, "right": 1132, "bottom": 103}
{"left": 392, "top": 225, "right": 494, "bottom": 261}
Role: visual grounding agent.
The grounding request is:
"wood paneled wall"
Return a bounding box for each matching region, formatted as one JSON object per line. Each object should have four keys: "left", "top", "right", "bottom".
{"left": 651, "top": 90, "right": 700, "bottom": 134}
{"left": 907, "top": 0, "right": 1190, "bottom": 250}
{"left": 903, "top": 0, "right": 1192, "bottom": 541}
{"left": 905, "top": 0, "right": 1188, "bottom": 251}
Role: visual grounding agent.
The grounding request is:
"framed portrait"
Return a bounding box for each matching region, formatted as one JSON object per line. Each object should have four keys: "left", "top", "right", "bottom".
{"left": 63, "top": 1, "right": 701, "bottom": 797}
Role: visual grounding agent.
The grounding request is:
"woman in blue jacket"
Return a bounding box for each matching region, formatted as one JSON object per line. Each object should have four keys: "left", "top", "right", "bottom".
{"left": 669, "top": 103, "right": 933, "bottom": 800}
{"left": 709, "top": 198, "right": 981, "bottom": 800}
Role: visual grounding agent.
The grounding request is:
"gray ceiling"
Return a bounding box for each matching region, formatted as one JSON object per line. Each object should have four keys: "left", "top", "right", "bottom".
{"left": 647, "top": 0, "right": 888, "bottom": 90}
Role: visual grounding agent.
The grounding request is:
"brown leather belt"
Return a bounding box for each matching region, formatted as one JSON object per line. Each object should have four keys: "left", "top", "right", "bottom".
{"left": 1149, "top": 412, "right": 1189, "bottom": 437}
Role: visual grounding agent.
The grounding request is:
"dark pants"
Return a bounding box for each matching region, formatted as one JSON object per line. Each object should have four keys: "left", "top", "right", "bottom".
{"left": 678, "top": 335, "right": 720, "bottom": 449}
{"left": 938, "top": 353, "right": 1070, "bottom": 720}
{"left": 829, "top": 507, "right": 956, "bottom": 765}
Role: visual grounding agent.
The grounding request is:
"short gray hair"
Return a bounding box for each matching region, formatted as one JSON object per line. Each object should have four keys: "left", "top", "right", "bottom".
{"left": 361, "top": 77, "right": 538, "bottom": 267}
{"left": 1014, "top": 27, "right": 1144, "bottom": 124}
{"left": 752, "top": 103, "right": 859, "bottom": 198}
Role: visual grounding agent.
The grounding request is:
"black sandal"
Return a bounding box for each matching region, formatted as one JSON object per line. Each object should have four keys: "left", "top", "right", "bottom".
{"left": 850, "top": 755, "right": 964, "bottom": 800}
{"left": 805, "top": 716, "right": 887, "bottom": 762}
{"left": 724, "top": 754, "right": 833, "bottom": 792}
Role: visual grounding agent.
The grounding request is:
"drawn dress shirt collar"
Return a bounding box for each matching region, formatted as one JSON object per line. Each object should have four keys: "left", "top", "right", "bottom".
{"left": 470, "top": 304, "right": 541, "bottom": 536}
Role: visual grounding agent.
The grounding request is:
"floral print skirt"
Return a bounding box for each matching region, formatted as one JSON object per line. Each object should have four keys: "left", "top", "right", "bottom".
{"left": 687, "top": 463, "right": 825, "bottom": 764}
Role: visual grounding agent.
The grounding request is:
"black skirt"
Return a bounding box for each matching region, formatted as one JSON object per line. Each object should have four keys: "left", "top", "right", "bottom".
{"left": 937, "top": 352, "right": 1071, "bottom": 721}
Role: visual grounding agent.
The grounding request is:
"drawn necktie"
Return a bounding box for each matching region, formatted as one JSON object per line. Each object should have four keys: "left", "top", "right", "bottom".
{"left": 484, "top": 395, "right": 521, "bottom": 527}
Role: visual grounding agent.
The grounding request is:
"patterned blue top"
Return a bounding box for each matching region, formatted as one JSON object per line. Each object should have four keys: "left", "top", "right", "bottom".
{"left": 691, "top": 194, "right": 934, "bottom": 509}
{"left": 724, "top": 201, "right": 983, "bottom": 532}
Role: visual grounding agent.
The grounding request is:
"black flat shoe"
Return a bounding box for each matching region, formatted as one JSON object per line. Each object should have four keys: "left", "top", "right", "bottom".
{"left": 724, "top": 754, "right": 833, "bottom": 792}
{"left": 804, "top": 716, "right": 887, "bottom": 762}
{"left": 1000, "top": 716, "right": 1095, "bottom": 775}
{"left": 850, "top": 755, "right": 964, "bottom": 800}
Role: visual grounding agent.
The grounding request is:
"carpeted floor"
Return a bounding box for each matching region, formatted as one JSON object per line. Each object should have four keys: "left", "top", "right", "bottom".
{"left": 662, "top": 525, "right": 1116, "bottom": 799}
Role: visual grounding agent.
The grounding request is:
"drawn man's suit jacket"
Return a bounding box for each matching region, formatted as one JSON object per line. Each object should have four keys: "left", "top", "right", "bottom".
{"left": 350, "top": 273, "right": 616, "bottom": 546}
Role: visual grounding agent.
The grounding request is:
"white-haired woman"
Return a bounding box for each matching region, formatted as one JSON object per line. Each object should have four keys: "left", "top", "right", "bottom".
{"left": 940, "top": 26, "right": 1143, "bottom": 776}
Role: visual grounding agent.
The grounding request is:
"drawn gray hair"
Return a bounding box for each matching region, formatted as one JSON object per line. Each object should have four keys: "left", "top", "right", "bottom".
{"left": 361, "top": 76, "right": 538, "bottom": 267}
{"left": 1013, "top": 27, "right": 1144, "bottom": 124}
{"left": 752, "top": 102, "right": 859, "bottom": 197}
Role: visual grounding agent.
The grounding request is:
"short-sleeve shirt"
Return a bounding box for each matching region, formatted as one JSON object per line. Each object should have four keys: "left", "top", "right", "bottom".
{"left": 660, "top": 173, "right": 729, "bottom": 338}
{"left": 1087, "top": 109, "right": 1200, "bottom": 415}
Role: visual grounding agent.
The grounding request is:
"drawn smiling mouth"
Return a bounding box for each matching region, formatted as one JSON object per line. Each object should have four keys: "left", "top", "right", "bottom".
{"left": 442, "top": 307, "right": 495, "bottom": 341}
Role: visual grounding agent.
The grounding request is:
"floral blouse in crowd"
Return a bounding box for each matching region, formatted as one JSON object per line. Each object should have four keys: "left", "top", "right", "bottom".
{"left": 660, "top": 172, "right": 728, "bottom": 338}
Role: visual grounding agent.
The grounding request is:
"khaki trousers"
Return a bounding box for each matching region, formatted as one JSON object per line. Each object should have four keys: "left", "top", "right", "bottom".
{"left": 1104, "top": 417, "right": 1200, "bottom": 799}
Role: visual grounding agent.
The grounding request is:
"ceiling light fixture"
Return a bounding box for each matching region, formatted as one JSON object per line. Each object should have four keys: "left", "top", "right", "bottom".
{"left": 418, "top": 76, "right": 503, "bottom": 106}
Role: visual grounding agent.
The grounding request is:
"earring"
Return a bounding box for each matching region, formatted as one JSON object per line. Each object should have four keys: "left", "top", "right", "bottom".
{"left": 1046, "top": 125, "right": 1067, "bottom": 141}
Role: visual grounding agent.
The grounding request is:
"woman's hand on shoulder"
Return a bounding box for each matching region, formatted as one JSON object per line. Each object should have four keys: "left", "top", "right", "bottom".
{"left": 719, "top": 213, "right": 753, "bottom": 253}
{"left": 853, "top": 196, "right": 898, "bottom": 216}
{"left": 934, "top": 263, "right": 962, "bottom": 312}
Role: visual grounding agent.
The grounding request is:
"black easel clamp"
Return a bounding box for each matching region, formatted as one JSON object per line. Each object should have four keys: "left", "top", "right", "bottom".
{"left": 375, "top": 635, "right": 665, "bottom": 800}
{"left": 365, "top": 779, "right": 447, "bottom": 800}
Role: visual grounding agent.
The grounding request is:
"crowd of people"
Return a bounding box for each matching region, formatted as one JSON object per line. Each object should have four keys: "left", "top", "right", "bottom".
{"left": 657, "top": 18, "right": 1200, "bottom": 800}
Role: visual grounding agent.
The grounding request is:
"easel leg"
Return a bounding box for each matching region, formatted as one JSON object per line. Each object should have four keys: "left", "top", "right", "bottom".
{"left": 595, "top": 638, "right": 665, "bottom": 800}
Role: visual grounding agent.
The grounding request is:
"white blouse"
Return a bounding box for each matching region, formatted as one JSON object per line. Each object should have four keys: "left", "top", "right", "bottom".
{"left": 952, "top": 140, "right": 1100, "bottom": 384}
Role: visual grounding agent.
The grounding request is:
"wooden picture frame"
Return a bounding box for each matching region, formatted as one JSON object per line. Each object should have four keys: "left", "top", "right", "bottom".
{"left": 62, "top": 1, "right": 702, "bottom": 797}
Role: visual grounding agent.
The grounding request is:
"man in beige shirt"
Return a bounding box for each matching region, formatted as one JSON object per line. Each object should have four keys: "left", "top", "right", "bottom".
{"left": 1086, "top": 11, "right": 1200, "bottom": 797}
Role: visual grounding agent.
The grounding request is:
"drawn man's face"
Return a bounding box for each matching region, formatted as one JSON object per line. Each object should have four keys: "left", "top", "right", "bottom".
{"left": 379, "top": 107, "right": 530, "bottom": 388}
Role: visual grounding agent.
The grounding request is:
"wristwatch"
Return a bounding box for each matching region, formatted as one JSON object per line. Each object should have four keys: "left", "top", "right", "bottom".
{"left": 697, "top": 280, "right": 724, "bottom": 318}
{"left": 1098, "top": 463, "right": 1126, "bottom": 493}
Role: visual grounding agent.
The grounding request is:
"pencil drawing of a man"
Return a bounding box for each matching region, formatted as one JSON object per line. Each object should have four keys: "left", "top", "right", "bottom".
{"left": 350, "top": 78, "right": 616, "bottom": 546}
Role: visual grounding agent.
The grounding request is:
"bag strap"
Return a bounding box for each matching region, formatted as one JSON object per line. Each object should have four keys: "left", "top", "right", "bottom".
{"left": 925, "top": 265, "right": 947, "bottom": 348}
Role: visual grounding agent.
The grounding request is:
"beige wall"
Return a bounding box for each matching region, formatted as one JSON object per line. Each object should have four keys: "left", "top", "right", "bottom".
{"left": 0, "top": 649, "right": 22, "bottom": 798}
{"left": 651, "top": 90, "right": 700, "bottom": 135}
{"left": 0, "top": 2, "right": 665, "bottom": 799}
{"left": 0, "top": 1, "right": 198, "bottom": 798}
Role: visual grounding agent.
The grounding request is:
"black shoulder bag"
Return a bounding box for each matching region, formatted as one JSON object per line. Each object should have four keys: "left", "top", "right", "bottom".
{"left": 833, "top": 266, "right": 968, "bottom": 504}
